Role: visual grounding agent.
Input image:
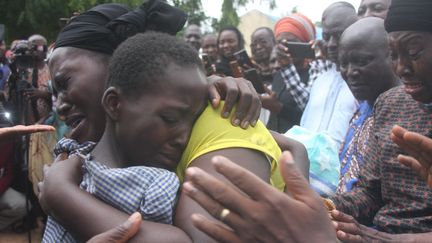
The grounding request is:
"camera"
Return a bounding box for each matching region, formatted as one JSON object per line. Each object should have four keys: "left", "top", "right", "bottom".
{"left": 12, "top": 40, "right": 36, "bottom": 69}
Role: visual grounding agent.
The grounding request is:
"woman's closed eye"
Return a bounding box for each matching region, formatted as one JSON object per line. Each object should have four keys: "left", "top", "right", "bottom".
{"left": 53, "top": 75, "right": 70, "bottom": 93}
{"left": 160, "top": 114, "right": 180, "bottom": 125}
{"left": 408, "top": 49, "right": 423, "bottom": 60}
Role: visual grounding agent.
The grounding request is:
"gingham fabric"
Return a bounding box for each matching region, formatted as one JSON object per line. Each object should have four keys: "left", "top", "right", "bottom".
{"left": 280, "top": 59, "right": 334, "bottom": 111}
{"left": 43, "top": 139, "right": 180, "bottom": 243}
{"left": 53, "top": 138, "right": 96, "bottom": 156}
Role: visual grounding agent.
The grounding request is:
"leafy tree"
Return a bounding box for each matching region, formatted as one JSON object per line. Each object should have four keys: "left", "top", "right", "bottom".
{"left": 0, "top": 0, "right": 144, "bottom": 43}
{"left": 0, "top": 0, "right": 276, "bottom": 43}
{"left": 171, "top": 0, "right": 206, "bottom": 26}
{"left": 0, "top": 0, "right": 70, "bottom": 42}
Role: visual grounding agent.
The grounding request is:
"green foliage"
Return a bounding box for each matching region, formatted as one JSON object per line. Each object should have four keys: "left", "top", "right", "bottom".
{"left": 0, "top": 0, "right": 71, "bottom": 42}
{"left": 67, "top": 0, "right": 143, "bottom": 12}
{"left": 171, "top": 0, "right": 206, "bottom": 26}
{"left": 0, "top": 0, "right": 276, "bottom": 44}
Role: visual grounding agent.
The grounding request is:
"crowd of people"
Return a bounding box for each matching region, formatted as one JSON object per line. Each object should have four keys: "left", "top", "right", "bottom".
{"left": 0, "top": 0, "right": 431, "bottom": 242}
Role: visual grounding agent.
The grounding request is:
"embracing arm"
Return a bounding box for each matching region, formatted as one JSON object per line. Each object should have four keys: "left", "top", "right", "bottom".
{"left": 39, "top": 157, "right": 191, "bottom": 243}
{"left": 270, "top": 130, "right": 309, "bottom": 179}
{"left": 174, "top": 148, "right": 271, "bottom": 243}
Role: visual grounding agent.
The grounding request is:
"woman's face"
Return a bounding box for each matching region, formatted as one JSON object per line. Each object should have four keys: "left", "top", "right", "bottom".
{"left": 49, "top": 47, "right": 108, "bottom": 143}
{"left": 389, "top": 31, "right": 432, "bottom": 103}
{"left": 218, "top": 30, "right": 240, "bottom": 59}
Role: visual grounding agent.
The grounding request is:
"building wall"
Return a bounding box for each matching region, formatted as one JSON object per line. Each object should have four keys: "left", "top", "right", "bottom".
{"left": 238, "top": 10, "right": 277, "bottom": 56}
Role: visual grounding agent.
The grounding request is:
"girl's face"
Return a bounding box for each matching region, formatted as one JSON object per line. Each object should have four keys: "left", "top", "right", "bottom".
{"left": 389, "top": 31, "right": 432, "bottom": 103}
{"left": 218, "top": 30, "right": 240, "bottom": 59}
{"left": 49, "top": 47, "right": 108, "bottom": 143}
{"left": 112, "top": 64, "right": 208, "bottom": 170}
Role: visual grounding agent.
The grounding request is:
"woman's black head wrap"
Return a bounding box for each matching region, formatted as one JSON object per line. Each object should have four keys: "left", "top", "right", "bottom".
{"left": 55, "top": 0, "right": 187, "bottom": 54}
{"left": 385, "top": 0, "right": 432, "bottom": 33}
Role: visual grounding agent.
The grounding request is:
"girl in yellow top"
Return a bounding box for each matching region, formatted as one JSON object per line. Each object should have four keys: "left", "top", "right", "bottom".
{"left": 177, "top": 101, "right": 285, "bottom": 191}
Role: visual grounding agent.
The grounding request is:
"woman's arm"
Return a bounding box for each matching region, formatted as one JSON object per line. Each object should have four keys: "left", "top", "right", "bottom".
{"left": 39, "top": 156, "right": 192, "bottom": 243}
{"left": 270, "top": 130, "right": 310, "bottom": 179}
{"left": 174, "top": 148, "right": 271, "bottom": 243}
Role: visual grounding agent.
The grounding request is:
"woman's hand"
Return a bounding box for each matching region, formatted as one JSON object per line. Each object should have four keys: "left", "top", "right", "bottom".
{"left": 183, "top": 151, "right": 336, "bottom": 243}
{"left": 207, "top": 75, "right": 261, "bottom": 129}
{"left": 0, "top": 124, "right": 55, "bottom": 144}
{"left": 391, "top": 125, "right": 432, "bottom": 186}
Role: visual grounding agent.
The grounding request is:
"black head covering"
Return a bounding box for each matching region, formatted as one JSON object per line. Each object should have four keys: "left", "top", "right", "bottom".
{"left": 55, "top": 0, "right": 187, "bottom": 54}
{"left": 385, "top": 0, "right": 432, "bottom": 33}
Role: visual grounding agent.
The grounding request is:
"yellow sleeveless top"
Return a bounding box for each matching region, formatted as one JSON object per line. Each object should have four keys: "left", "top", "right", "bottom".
{"left": 176, "top": 102, "right": 285, "bottom": 191}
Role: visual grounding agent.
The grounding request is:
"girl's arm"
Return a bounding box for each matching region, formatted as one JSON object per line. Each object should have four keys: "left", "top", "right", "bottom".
{"left": 39, "top": 156, "right": 192, "bottom": 243}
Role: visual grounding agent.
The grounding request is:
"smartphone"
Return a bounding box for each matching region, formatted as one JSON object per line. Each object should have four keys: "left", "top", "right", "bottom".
{"left": 243, "top": 68, "right": 265, "bottom": 94}
{"left": 233, "top": 49, "right": 253, "bottom": 68}
{"left": 283, "top": 42, "right": 315, "bottom": 59}
{"left": 201, "top": 53, "right": 210, "bottom": 69}
{"left": 201, "top": 53, "right": 216, "bottom": 76}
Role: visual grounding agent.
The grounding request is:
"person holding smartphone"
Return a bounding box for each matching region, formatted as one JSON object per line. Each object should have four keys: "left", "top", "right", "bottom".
{"left": 250, "top": 27, "right": 276, "bottom": 85}
{"left": 215, "top": 26, "right": 245, "bottom": 77}
{"left": 298, "top": 2, "right": 359, "bottom": 148}
{"left": 276, "top": 5, "right": 358, "bottom": 198}
{"left": 273, "top": 13, "right": 331, "bottom": 113}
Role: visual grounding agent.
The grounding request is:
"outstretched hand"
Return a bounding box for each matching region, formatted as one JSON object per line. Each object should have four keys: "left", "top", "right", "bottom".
{"left": 183, "top": 151, "right": 336, "bottom": 243}
{"left": 391, "top": 125, "right": 432, "bottom": 186}
{"left": 207, "top": 75, "right": 261, "bottom": 129}
{"left": 87, "top": 212, "right": 142, "bottom": 243}
{"left": 0, "top": 124, "right": 55, "bottom": 144}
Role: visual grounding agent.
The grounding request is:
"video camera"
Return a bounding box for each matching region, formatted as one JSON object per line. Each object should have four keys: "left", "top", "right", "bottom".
{"left": 12, "top": 40, "right": 38, "bottom": 69}
{"left": 7, "top": 39, "right": 43, "bottom": 125}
